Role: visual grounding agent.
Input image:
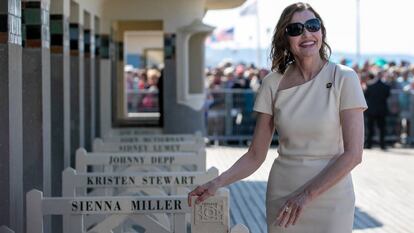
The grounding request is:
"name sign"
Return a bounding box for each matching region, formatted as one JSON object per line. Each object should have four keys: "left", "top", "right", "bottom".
{"left": 108, "top": 155, "right": 175, "bottom": 165}
{"left": 93, "top": 139, "right": 203, "bottom": 153}
{"left": 25, "top": 192, "right": 191, "bottom": 215}
{"left": 66, "top": 196, "right": 190, "bottom": 214}
{"left": 71, "top": 199, "right": 185, "bottom": 213}
{"left": 86, "top": 175, "right": 195, "bottom": 186}
{"left": 75, "top": 149, "right": 206, "bottom": 172}
{"left": 63, "top": 167, "right": 217, "bottom": 189}
{"left": 116, "top": 136, "right": 187, "bottom": 143}
{"left": 107, "top": 128, "right": 163, "bottom": 136}
{"left": 117, "top": 144, "right": 182, "bottom": 153}
{"left": 102, "top": 134, "right": 203, "bottom": 143}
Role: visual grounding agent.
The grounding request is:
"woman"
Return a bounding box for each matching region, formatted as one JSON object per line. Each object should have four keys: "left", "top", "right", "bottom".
{"left": 188, "top": 2, "right": 367, "bottom": 233}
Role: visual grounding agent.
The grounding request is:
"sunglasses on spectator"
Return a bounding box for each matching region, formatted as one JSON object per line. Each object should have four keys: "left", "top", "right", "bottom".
{"left": 285, "top": 18, "right": 321, "bottom": 37}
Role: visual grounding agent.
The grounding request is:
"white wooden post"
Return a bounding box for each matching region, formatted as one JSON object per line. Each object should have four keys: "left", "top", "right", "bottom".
{"left": 26, "top": 190, "right": 43, "bottom": 233}
{"left": 62, "top": 168, "right": 76, "bottom": 196}
{"left": 75, "top": 148, "right": 88, "bottom": 173}
{"left": 191, "top": 188, "right": 230, "bottom": 233}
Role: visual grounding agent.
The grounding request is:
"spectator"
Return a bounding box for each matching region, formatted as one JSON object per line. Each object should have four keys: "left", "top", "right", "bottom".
{"left": 233, "top": 64, "right": 249, "bottom": 89}
{"left": 137, "top": 69, "right": 148, "bottom": 90}
{"left": 247, "top": 70, "right": 260, "bottom": 91}
{"left": 364, "top": 72, "right": 391, "bottom": 149}
{"left": 223, "top": 67, "right": 236, "bottom": 89}
{"left": 146, "top": 69, "right": 160, "bottom": 92}
{"left": 125, "top": 65, "right": 135, "bottom": 111}
{"left": 140, "top": 69, "right": 160, "bottom": 110}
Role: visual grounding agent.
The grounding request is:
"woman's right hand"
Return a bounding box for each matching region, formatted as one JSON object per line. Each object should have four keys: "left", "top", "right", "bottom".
{"left": 187, "top": 179, "right": 220, "bottom": 207}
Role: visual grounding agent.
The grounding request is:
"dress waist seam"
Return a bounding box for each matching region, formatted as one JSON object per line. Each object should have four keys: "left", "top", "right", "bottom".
{"left": 277, "top": 154, "right": 337, "bottom": 161}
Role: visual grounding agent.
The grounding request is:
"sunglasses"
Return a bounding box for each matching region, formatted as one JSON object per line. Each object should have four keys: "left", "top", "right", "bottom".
{"left": 285, "top": 18, "right": 321, "bottom": 37}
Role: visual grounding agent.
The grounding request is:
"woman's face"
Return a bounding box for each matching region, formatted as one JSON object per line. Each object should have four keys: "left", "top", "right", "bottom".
{"left": 287, "top": 10, "right": 322, "bottom": 60}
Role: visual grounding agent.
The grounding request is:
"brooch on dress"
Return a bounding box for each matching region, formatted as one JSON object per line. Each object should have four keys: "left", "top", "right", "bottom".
{"left": 326, "top": 82, "right": 332, "bottom": 88}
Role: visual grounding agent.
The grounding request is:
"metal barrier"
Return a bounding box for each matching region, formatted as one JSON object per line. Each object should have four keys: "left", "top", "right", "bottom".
{"left": 206, "top": 89, "right": 276, "bottom": 145}
{"left": 205, "top": 89, "right": 413, "bottom": 146}
{"left": 127, "top": 89, "right": 160, "bottom": 113}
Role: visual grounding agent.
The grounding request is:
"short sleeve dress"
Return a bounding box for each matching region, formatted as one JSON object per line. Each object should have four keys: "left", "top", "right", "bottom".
{"left": 253, "top": 61, "right": 367, "bottom": 233}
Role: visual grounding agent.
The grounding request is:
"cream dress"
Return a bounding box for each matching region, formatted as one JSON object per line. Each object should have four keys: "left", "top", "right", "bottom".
{"left": 253, "top": 61, "right": 367, "bottom": 233}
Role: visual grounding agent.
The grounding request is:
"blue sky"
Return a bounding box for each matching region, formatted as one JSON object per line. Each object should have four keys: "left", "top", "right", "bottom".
{"left": 203, "top": 0, "right": 414, "bottom": 56}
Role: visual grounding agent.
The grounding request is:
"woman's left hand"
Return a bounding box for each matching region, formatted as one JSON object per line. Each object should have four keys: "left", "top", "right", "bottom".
{"left": 187, "top": 180, "right": 220, "bottom": 207}
{"left": 275, "top": 190, "right": 312, "bottom": 228}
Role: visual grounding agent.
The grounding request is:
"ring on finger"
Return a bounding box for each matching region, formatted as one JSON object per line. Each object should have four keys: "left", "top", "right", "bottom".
{"left": 284, "top": 206, "right": 291, "bottom": 213}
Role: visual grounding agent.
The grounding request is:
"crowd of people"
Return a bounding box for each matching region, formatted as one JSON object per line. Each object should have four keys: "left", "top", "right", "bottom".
{"left": 204, "top": 58, "right": 414, "bottom": 148}
{"left": 205, "top": 58, "right": 414, "bottom": 93}
{"left": 125, "top": 65, "right": 162, "bottom": 112}
{"left": 350, "top": 59, "right": 414, "bottom": 149}
{"left": 205, "top": 61, "right": 270, "bottom": 91}
{"left": 123, "top": 58, "right": 414, "bottom": 147}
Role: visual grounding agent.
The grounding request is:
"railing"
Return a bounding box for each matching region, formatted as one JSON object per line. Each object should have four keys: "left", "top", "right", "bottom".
{"left": 386, "top": 89, "right": 412, "bottom": 144}
{"left": 206, "top": 89, "right": 269, "bottom": 145}
{"left": 206, "top": 89, "right": 413, "bottom": 146}
{"left": 127, "top": 89, "right": 160, "bottom": 114}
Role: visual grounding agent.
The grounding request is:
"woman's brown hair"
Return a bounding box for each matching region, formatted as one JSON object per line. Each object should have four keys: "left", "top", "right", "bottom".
{"left": 269, "top": 2, "right": 331, "bottom": 74}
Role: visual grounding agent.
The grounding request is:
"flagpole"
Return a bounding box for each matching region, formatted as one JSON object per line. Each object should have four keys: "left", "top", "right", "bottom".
{"left": 356, "top": 0, "right": 361, "bottom": 65}
{"left": 255, "top": 0, "right": 261, "bottom": 67}
{"left": 239, "top": 0, "right": 261, "bottom": 67}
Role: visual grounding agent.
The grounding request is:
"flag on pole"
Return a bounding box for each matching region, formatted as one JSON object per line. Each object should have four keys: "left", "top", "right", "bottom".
{"left": 217, "top": 28, "right": 234, "bottom": 41}
{"left": 206, "top": 27, "right": 235, "bottom": 45}
{"left": 239, "top": 0, "right": 257, "bottom": 16}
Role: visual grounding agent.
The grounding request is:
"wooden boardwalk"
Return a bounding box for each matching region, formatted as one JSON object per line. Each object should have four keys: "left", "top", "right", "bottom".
{"left": 206, "top": 146, "right": 414, "bottom": 233}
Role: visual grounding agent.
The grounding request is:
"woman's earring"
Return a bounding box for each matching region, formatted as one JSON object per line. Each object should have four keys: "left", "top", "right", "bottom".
{"left": 284, "top": 49, "right": 289, "bottom": 64}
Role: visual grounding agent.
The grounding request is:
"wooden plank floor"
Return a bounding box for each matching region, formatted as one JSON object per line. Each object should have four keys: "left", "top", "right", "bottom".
{"left": 206, "top": 146, "right": 414, "bottom": 233}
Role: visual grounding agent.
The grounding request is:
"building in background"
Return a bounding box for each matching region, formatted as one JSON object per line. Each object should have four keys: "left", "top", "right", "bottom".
{"left": 0, "top": 0, "right": 246, "bottom": 232}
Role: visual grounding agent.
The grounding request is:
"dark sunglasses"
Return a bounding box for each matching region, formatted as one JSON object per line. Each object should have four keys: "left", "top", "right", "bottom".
{"left": 285, "top": 18, "right": 321, "bottom": 37}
